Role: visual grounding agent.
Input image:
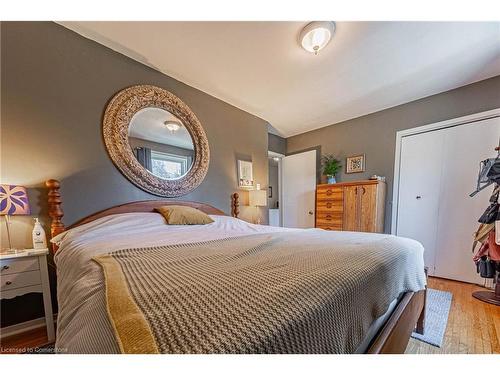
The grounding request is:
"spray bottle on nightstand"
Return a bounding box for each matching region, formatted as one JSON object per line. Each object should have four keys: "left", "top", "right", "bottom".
{"left": 32, "top": 218, "right": 47, "bottom": 249}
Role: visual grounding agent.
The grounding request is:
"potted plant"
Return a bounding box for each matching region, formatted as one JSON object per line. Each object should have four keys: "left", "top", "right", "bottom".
{"left": 321, "top": 154, "right": 341, "bottom": 184}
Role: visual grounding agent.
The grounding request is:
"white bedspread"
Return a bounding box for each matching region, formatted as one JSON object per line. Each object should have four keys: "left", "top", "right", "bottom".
{"left": 53, "top": 213, "right": 300, "bottom": 274}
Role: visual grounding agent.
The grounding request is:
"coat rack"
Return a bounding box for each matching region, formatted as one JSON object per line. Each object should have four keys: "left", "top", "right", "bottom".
{"left": 473, "top": 281, "right": 500, "bottom": 305}
{"left": 471, "top": 145, "right": 500, "bottom": 306}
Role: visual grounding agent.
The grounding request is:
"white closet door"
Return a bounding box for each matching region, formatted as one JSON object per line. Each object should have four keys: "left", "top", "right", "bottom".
{"left": 433, "top": 118, "right": 500, "bottom": 283}
{"left": 282, "top": 150, "right": 316, "bottom": 228}
{"left": 396, "top": 131, "right": 446, "bottom": 275}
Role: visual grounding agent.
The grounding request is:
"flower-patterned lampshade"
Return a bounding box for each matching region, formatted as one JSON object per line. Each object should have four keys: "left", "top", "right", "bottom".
{"left": 0, "top": 185, "right": 31, "bottom": 216}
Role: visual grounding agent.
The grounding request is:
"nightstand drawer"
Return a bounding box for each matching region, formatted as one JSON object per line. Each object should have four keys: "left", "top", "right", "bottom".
{"left": 0, "top": 257, "right": 39, "bottom": 275}
{"left": 1, "top": 270, "right": 41, "bottom": 291}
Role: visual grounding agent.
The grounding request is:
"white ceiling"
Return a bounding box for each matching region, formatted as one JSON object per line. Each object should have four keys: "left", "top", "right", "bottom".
{"left": 129, "top": 107, "right": 194, "bottom": 150}
{"left": 60, "top": 21, "right": 500, "bottom": 137}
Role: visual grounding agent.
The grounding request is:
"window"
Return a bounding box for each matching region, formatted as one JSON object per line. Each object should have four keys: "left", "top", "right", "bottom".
{"left": 151, "top": 151, "right": 191, "bottom": 179}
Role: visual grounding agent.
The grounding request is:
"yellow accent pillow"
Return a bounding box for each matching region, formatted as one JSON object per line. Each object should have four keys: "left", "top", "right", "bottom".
{"left": 155, "top": 205, "right": 214, "bottom": 225}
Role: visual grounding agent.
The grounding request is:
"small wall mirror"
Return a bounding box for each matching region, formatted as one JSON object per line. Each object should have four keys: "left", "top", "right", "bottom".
{"left": 103, "top": 85, "right": 210, "bottom": 197}
{"left": 128, "top": 108, "right": 195, "bottom": 180}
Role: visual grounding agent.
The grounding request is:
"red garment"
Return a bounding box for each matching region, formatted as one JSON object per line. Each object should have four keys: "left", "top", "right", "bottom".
{"left": 473, "top": 230, "right": 500, "bottom": 262}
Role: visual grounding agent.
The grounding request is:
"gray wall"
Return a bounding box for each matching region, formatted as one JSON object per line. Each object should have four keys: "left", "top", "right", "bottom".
{"left": 287, "top": 75, "right": 500, "bottom": 233}
{"left": 268, "top": 133, "right": 286, "bottom": 155}
{"left": 1, "top": 21, "right": 269, "bottom": 326}
{"left": 1, "top": 21, "right": 269, "bottom": 234}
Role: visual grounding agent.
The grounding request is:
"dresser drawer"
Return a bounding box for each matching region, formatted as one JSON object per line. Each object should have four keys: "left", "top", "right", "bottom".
{"left": 316, "top": 212, "right": 343, "bottom": 222}
{"left": 316, "top": 223, "right": 343, "bottom": 231}
{"left": 0, "top": 257, "right": 39, "bottom": 275}
{"left": 316, "top": 211, "right": 343, "bottom": 230}
{"left": 0, "top": 270, "right": 41, "bottom": 291}
{"left": 316, "top": 200, "right": 343, "bottom": 213}
{"left": 316, "top": 187, "right": 343, "bottom": 201}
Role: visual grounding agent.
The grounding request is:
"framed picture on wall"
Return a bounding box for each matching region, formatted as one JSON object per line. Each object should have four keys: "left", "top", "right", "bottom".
{"left": 237, "top": 160, "right": 254, "bottom": 188}
{"left": 346, "top": 154, "right": 365, "bottom": 173}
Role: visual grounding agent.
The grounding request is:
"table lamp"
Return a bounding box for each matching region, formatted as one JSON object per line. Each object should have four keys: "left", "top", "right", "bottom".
{"left": 249, "top": 186, "right": 267, "bottom": 224}
{"left": 0, "top": 184, "right": 31, "bottom": 251}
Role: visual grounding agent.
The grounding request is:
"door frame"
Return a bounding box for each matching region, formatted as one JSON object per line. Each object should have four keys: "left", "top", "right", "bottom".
{"left": 391, "top": 107, "right": 500, "bottom": 235}
{"left": 268, "top": 150, "right": 285, "bottom": 226}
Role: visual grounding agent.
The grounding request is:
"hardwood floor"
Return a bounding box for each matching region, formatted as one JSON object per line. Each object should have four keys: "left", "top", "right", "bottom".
{"left": 405, "top": 277, "right": 500, "bottom": 354}
{"left": 1, "top": 325, "right": 53, "bottom": 354}
{"left": 1, "top": 277, "right": 499, "bottom": 354}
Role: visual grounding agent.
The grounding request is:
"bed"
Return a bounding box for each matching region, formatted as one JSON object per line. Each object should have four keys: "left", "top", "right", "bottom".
{"left": 46, "top": 180, "right": 426, "bottom": 354}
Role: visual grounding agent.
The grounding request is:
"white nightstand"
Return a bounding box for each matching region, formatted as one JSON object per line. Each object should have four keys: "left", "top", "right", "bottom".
{"left": 0, "top": 248, "right": 55, "bottom": 342}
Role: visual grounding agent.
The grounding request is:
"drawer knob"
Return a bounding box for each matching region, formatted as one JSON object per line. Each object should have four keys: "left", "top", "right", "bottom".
{"left": 326, "top": 190, "right": 332, "bottom": 195}
{"left": 326, "top": 203, "right": 332, "bottom": 208}
{"left": 2, "top": 265, "right": 9, "bottom": 270}
{"left": 325, "top": 215, "right": 332, "bottom": 220}
{"left": 5, "top": 281, "right": 12, "bottom": 285}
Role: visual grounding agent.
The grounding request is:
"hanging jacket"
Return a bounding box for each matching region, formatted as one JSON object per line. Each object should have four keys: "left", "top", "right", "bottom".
{"left": 472, "top": 222, "right": 494, "bottom": 252}
{"left": 473, "top": 230, "right": 500, "bottom": 262}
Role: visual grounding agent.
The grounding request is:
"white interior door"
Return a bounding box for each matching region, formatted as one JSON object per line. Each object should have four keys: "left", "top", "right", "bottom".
{"left": 396, "top": 131, "right": 446, "bottom": 275}
{"left": 282, "top": 150, "right": 316, "bottom": 228}
{"left": 433, "top": 118, "right": 500, "bottom": 283}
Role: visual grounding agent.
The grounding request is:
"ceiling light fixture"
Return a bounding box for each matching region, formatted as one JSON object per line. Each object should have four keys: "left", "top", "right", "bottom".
{"left": 299, "top": 21, "right": 335, "bottom": 55}
{"left": 164, "top": 120, "right": 182, "bottom": 133}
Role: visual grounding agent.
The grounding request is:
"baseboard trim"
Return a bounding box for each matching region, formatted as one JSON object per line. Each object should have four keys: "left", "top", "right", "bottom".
{"left": 0, "top": 315, "right": 57, "bottom": 339}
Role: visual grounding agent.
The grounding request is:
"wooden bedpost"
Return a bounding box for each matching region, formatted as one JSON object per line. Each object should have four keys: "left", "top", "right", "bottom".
{"left": 46, "top": 179, "right": 65, "bottom": 253}
{"left": 231, "top": 193, "right": 240, "bottom": 218}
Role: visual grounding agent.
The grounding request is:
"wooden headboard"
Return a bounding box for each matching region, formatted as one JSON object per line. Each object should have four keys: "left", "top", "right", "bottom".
{"left": 45, "top": 179, "right": 240, "bottom": 253}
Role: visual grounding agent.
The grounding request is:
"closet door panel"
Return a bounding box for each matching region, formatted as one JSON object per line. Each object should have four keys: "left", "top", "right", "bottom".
{"left": 433, "top": 117, "right": 500, "bottom": 284}
{"left": 396, "top": 131, "right": 445, "bottom": 275}
{"left": 343, "top": 186, "right": 358, "bottom": 231}
{"left": 360, "top": 184, "right": 376, "bottom": 232}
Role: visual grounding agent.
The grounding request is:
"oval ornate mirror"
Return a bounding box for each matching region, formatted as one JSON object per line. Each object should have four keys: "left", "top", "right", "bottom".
{"left": 103, "top": 85, "right": 210, "bottom": 197}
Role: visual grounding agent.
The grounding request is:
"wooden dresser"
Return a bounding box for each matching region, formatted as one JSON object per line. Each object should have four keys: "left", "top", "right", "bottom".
{"left": 316, "top": 180, "right": 386, "bottom": 233}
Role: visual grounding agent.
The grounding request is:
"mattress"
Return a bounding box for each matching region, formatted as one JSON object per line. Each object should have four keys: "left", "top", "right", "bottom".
{"left": 52, "top": 213, "right": 425, "bottom": 353}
